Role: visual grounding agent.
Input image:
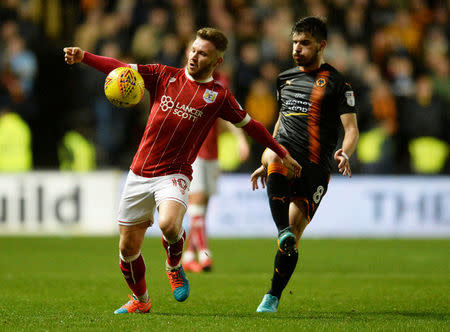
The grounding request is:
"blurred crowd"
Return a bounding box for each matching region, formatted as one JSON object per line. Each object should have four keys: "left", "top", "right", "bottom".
{"left": 0, "top": 0, "right": 448, "bottom": 174}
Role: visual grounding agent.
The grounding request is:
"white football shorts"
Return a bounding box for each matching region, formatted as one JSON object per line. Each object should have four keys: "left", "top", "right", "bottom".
{"left": 189, "top": 157, "right": 220, "bottom": 196}
{"left": 117, "top": 170, "right": 190, "bottom": 226}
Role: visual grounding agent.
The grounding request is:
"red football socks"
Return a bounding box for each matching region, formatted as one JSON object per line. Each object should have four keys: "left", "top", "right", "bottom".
{"left": 190, "top": 215, "right": 208, "bottom": 250}
{"left": 120, "top": 253, "right": 147, "bottom": 297}
{"left": 162, "top": 228, "right": 186, "bottom": 267}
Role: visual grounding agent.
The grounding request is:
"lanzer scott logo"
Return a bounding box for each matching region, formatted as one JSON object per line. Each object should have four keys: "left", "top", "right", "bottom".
{"left": 203, "top": 89, "right": 218, "bottom": 103}
{"left": 159, "top": 95, "right": 203, "bottom": 121}
{"left": 315, "top": 77, "right": 327, "bottom": 87}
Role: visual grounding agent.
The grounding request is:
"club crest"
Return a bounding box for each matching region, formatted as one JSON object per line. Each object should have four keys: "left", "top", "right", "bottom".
{"left": 203, "top": 89, "right": 218, "bottom": 103}
{"left": 315, "top": 77, "right": 327, "bottom": 87}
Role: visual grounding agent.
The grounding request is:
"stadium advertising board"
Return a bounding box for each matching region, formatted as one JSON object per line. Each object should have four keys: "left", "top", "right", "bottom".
{"left": 1, "top": 172, "right": 448, "bottom": 237}
{"left": 145, "top": 174, "right": 450, "bottom": 238}
{"left": 195, "top": 174, "right": 450, "bottom": 238}
{"left": 0, "top": 171, "right": 120, "bottom": 235}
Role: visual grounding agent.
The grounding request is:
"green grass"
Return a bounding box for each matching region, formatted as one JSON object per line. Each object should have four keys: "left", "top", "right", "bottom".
{"left": 0, "top": 237, "right": 448, "bottom": 331}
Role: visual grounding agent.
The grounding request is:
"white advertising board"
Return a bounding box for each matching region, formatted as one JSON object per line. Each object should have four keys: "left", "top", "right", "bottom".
{"left": 148, "top": 174, "right": 450, "bottom": 238}
{"left": 0, "top": 171, "right": 120, "bottom": 235}
{"left": 195, "top": 174, "right": 450, "bottom": 238}
{"left": 1, "top": 172, "right": 449, "bottom": 237}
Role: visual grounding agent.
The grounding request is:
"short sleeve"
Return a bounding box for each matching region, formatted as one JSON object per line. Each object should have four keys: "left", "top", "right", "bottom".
{"left": 276, "top": 76, "right": 282, "bottom": 110}
{"left": 336, "top": 79, "right": 357, "bottom": 115}
{"left": 219, "top": 91, "right": 251, "bottom": 127}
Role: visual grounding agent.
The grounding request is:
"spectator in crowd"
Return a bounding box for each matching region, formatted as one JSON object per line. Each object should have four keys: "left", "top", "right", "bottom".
{"left": 73, "top": 8, "right": 102, "bottom": 52}
{"left": 156, "top": 34, "right": 183, "bottom": 67}
{"left": 0, "top": 108, "right": 32, "bottom": 172}
{"left": 397, "top": 74, "right": 449, "bottom": 174}
{"left": 386, "top": 54, "right": 415, "bottom": 97}
{"left": 234, "top": 42, "right": 261, "bottom": 102}
{"left": 0, "top": 22, "right": 37, "bottom": 123}
{"left": 244, "top": 78, "right": 278, "bottom": 171}
{"left": 131, "top": 6, "right": 169, "bottom": 63}
{"left": 58, "top": 129, "right": 96, "bottom": 172}
{"left": 91, "top": 41, "right": 131, "bottom": 167}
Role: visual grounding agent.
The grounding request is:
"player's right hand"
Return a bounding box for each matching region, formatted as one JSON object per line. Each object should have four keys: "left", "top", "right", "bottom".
{"left": 250, "top": 165, "right": 267, "bottom": 191}
{"left": 334, "top": 148, "right": 352, "bottom": 177}
{"left": 63, "top": 47, "right": 84, "bottom": 65}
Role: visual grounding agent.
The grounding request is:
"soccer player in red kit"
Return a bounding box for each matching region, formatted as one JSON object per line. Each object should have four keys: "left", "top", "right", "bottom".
{"left": 64, "top": 27, "right": 300, "bottom": 314}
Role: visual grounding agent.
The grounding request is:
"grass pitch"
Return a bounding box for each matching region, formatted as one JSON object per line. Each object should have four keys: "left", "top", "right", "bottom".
{"left": 0, "top": 237, "right": 448, "bottom": 331}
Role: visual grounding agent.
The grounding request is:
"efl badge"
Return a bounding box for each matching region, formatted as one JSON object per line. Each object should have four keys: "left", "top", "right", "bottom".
{"left": 315, "top": 77, "right": 327, "bottom": 87}
{"left": 203, "top": 89, "right": 218, "bottom": 103}
{"left": 345, "top": 91, "right": 355, "bottom": 107}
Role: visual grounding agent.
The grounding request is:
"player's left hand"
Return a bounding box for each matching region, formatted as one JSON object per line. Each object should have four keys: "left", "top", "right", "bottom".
{"left": 334, "top": 148, "right": 352, "bottom": 177}
{"left": 250, "top": 165, "right": 267, "bottom": 190}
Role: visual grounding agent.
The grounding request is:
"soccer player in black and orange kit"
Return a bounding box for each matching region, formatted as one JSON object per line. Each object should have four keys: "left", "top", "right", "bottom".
{"left": 251, "top": 17, "right": 359, "bottom": 312}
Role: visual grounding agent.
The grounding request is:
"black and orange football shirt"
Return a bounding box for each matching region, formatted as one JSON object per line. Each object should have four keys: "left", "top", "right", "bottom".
{"left": 275, "top": 63, "right": 357, "bottom": 172}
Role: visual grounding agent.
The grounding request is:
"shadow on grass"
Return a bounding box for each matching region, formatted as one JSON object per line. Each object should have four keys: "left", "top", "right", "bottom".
{"left": 152, "top": 310, "right": 448, "bottom": 321}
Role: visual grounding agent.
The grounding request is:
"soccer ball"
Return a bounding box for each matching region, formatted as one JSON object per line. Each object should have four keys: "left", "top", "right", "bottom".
{"left": 104, "top": 67, "right": 145, "bottom": 108}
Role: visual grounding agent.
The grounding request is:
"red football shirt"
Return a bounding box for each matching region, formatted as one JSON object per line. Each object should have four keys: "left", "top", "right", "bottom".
{"left": 197, "top": 121, "right": 218, "bottom": 160}
{"left": 130, "top": 64, "right": 249, "bottom": 180}
{"left": 197, "top": 71, "right": 230, "bottom": 160}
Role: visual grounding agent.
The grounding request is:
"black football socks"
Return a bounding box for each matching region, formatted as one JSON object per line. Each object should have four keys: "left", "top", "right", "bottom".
{"left": 268, "top": 248, "right": 299, "bottom": 299}
{"left": 267, "top": 172, "right": 290, "bottom": 232}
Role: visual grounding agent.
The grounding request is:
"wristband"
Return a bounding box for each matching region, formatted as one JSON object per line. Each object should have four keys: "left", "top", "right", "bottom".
{"left": 341, "top": 151, "right": 349, "bottom": 161}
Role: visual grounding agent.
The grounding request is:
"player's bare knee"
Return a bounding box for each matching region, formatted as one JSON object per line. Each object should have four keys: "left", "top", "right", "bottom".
{"left": 119, "top": 238, "right": 141, "bottom": 257}
{"left": 118, "top": 223, "right": 148, "bottom": 257}
{"left": 159, "top": 219, "right": 179, "bottom": 240}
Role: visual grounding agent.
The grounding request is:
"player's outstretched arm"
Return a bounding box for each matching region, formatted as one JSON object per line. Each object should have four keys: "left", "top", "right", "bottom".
{"left": 63, "top": 47, "right": 128, "bottom": 74}
{"left": 334, "top": 113, "right": 359, "bottom": 177}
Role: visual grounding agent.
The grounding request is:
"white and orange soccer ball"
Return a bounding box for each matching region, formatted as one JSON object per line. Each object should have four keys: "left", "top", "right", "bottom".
{"left": 104, "top": 67, "right": 145, "bottom": 108}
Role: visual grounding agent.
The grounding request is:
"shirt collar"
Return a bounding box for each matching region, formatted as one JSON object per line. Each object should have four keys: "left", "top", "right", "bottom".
{"left": 184, "top": 67, "right": 213, "bottom": 83}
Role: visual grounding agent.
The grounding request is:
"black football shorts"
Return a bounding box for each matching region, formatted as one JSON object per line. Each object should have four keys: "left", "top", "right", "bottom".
{"left": 290, "top": 161, "right": 330, "bottom": 222}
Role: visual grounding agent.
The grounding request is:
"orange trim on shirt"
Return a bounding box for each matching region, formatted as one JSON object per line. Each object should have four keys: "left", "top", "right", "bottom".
{"left": 308, "top": 71, "right": 330, "bottom": 164}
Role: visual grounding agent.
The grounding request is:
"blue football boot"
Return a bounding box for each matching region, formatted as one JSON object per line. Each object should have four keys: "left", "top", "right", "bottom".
{"left": 278, "top": 227, "right": 297, "bottom": 255}
{"left": 256, "top": 294, "right": 279, "bottom": 312}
